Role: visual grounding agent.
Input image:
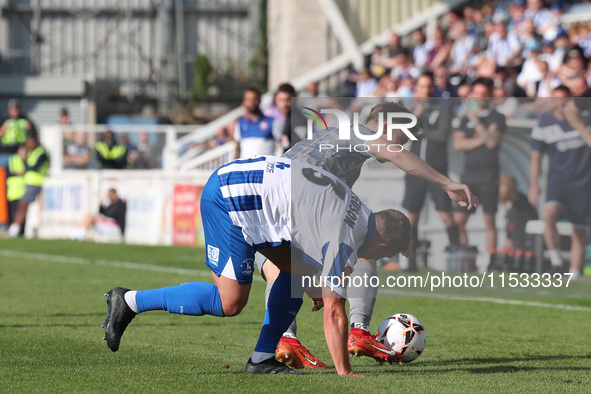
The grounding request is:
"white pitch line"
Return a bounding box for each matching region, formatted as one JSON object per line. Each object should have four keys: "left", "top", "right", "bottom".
{"left": 377, "top": 289, "right": 591, "bottom": 312}
{"left": 0, "top": 249, "right": 264, "bottom": 281}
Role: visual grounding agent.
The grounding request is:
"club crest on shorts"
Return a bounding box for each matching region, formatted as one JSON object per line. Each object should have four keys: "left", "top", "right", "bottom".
{"left": 241, "top": 259, "right": 254, "bottom": 276}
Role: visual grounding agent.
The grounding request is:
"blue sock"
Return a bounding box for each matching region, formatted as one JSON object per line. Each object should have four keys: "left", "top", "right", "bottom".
{"left": 254, "top": 271, "right": 304, "bottom": 354}
{"left": 136, "top": 282, "right": 224, "bottom": 317}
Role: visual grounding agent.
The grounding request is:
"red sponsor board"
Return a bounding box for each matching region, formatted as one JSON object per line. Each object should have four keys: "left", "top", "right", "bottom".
{"left": 172, "top": 184, "right": 201, "bottom": 246}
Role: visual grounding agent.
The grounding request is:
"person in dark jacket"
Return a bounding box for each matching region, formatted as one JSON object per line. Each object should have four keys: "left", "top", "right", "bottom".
{"left": 70, "top": 188, "right": 126, "bottom": 241}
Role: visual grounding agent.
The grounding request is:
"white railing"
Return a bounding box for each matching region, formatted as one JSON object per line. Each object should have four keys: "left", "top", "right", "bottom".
{"left": 169, "top": 0, "right": 468, "bottom": 172}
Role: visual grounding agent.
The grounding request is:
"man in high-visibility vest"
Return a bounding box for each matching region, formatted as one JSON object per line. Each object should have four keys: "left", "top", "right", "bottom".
{"left": 6, "top": 146, "right": 27, "bottom": 228}
{"left": 0, "top": 99, "right": 35, "bottom": 168}
{"left": 95, "top": 130, "right": 127, "bottom": 169}
{"left": 7, "top": 133, "right": 49, "bottom": 238}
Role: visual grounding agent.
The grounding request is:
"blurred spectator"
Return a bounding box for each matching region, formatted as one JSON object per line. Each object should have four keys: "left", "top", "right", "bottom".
{"left": 6, "top": 145, "right": 27, "bottom": 230}
{"left": 433, "top": 66, "right": 455, "bottom": 98}
{"left": 499, "top": 174, "right": 537, "bottom": 251}
{"left": 427, "top": 27, "right": 452, "bottom": 71}
{"left": 64, "top": 131, "right": 91, "bottom": 169}
{"left": 136, "top": 132, "right": 159, "bottom": 169}
{"left": 355, "top": 68, "right": 378, "bottom": 97}
{"left": 517, "top": 45, "right": 543, "bottom": 96}
{"left": 272, "top": 82, "right": 306, "bottom": 151}
{"left": 233, "top": 87, "right": 279, "bottom": 159}
{"left": 390, "top": 53, "right": 420, "bottom": 82}
{"left": 525, "top": 0, "right": 559, "bottom": 41}
{"left": 8, "top": 133, "right": 49, "bottom": 238}
{"left": 403, "top": 73, "right": 458, "bottom": 270}
{"left": 263, "top": 92, "right": 286, "bottom": 125}
{"left": 536, "top": 60, "right": 560, "bottom": 97}
{"left": 453, "top": 78, "right": 506, "bottom": 263}
{"left": 95, "top": 130, "right": 127, "bottom": 170}
{"left": 388, "top": 32, "right": 408, "bottom": 59}
{"left": 70, "top": 188, "right": 127, "bottom": 242}
{"left": 529, "top": 85, "right": 591, "bottom": 279}
{"left": 0, "top": 99, "right": 35, "bottom": 168}
{"left": 450, "top": 22, "right": 476, "bottom": 73}
{"left": 487, "top": 22, "right": 522, "bottom": 67}
{"left": 412, "top": 29, "right": 432, "bottom": 70}
{"left": 59, "top": 107, "right": 74, "bottom": 147}
{"left": 492, "top": 85, "right": 520, "bottom": 118}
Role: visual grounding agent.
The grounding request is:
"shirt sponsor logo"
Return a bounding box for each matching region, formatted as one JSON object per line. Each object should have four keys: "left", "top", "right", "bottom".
{"left": 207, "top": 245, "right": 220, "bottom": 266}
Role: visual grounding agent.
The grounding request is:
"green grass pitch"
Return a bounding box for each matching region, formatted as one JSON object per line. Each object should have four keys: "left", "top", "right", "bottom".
{"left": 1, "top": 239, "right": 590, "bottom": 392}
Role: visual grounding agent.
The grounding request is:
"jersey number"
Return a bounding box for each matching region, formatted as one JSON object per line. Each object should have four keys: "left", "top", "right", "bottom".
{"left": 302, "top": 167, "right": 346, "bottom": 201}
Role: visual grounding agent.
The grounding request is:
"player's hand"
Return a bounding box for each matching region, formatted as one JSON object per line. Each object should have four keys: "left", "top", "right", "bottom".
{"left": 311, "top": 298, "right": 324, "bottom": 311}
{"left": 343, "top": 370, "right": 365, "bottom": 377}
{"left": 445, "top": 181, "right": 478, "bottom": 210}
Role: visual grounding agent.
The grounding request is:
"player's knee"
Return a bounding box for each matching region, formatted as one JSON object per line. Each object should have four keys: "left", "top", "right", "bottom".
{"left": 221, "top": 300, "right": 247, "bottom": 317}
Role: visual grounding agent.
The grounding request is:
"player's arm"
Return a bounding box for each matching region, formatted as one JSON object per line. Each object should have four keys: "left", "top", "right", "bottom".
{"left": 322, "top": 286, "right": 362, "bottom": 377}
{"left": 564, "top": 99, "right": 591, "bottom": 147}
{"left": 528, "top": 149, "right": 542, "bottom": 207}
{"left": 452, "top": 129, "right": 485, "bottom": 151}
{"left": 232, "top": 121, "right": 241, "bottom": 159}
{"left": 368, "top": 138, "right": 477, "bottom": 209}
{"left": 483, "top": 122, "right": 503, "bottom": 150}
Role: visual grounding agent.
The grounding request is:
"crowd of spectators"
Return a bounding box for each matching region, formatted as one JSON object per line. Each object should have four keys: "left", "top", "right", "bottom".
{"left": 347, "top": 0, "right": 591, "bottom": 101}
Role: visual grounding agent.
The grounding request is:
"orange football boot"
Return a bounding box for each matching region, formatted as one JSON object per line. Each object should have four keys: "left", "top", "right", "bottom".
{"left": 348, "top": 328, "right": 402, "bottom": 364}
{"left": 276, "top": 336, "right": 330, "bottom": 369}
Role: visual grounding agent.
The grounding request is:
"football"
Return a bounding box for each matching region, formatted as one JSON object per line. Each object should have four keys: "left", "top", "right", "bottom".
{"left": 376, "top": 313, "right": 426, "bottom": 363}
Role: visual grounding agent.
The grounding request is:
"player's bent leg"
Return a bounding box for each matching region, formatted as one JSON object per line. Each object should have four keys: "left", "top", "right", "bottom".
{"left": 102, "top": 279, "right": 229, "bottom": 352}
{"left": 570, "top": 228, "right": 587, "bottom": 278}
{"left": 453, "top": 211, "right": 469, "bottom": 246}
{"left": 348, "top": 259, "right": 398, "bottom": 363}
{"left": 246, "top": 270, "right": 305, "bottom": 375}
{"left": 213, "top": 273, "right": 251, "bottom": 316}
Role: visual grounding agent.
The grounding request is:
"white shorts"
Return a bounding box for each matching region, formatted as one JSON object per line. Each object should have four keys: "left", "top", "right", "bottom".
{"left": 95, "top": 215, "right": 122, "bottom": 241}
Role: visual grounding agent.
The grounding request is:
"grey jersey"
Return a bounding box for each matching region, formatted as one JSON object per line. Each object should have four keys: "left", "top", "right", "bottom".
{"left": 283, "top": 124, "right": 383, "bottom": 188}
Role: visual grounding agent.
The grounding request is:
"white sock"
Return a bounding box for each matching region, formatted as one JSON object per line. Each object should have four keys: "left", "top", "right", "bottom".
{"left": 281, "top": 332, "right": 297, "bottom": 339}
{"left": 548, "top": 249, "right": 562, "bottom": 267}
{"left": 251, "top": 351, "right": 274, "bottom": 363}
{"left": 8, "top": 223, "right": 21, "bottom": 237}
{"left": 124, "top": 290, "right": 139, "bottom": 313}
{"left": 569, "top": 269, "right": 580, "bottom": 280}
{"left": 351, "top": 323, "right": 370, "bottom": 332}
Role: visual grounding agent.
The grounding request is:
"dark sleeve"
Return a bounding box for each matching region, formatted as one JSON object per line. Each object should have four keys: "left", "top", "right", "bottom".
{"left": 494, "top": 112, "right": 506, "bottom": 134}
{"left": 26, "top": 152, "right": 49, "bottom": 172}
{"left": 422, "top": 102, "right": 453, "bottom": 143}
{"left": 454, "top": 116, "right": 469, "bottom": 135}
{"left": 114, "top": 146, "right": 128, "bottom": 169}
{"left": 530, "top": 122, "right": 546, "bottom": 152}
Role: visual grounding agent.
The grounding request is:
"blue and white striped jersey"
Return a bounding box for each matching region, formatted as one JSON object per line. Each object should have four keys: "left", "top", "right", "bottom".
{"left": 217, "top": 155, "right": 374, "bottom": 297}
{"left": 217, "top": 156, "right": 292, "bottom": 248}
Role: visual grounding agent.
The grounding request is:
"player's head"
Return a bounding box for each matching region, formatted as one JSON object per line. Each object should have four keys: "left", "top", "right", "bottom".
{"left": 107, "top": 188, "right": 119, "bottom": 202}
{"left": 25, "top": 132, "right": 39, "bottom": 150}
{"left": 358, "top": 209, "right": 412, "bottom": 260}
{"left": 365, "top": 101, "right": 421, "bottom": 145}
{"left": 275, "top": 83, "right": 296, "bottom": 116}
{"left": 8, "top": 98, "right": 21, "bottom": 118}
{"left": 242, "top": 86, "right": 262, "bottom": 115}
{"left": 470, "top": 77, "right": 494, "bottom": 108}
{"left": 415, "top": 72, "right": 435, "bottom": 98}
{"left": 498, "top": 174, "right": 517, "bottom": 202}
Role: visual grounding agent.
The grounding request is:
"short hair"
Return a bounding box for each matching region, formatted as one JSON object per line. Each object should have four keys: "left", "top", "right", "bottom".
{"left": 375, "top": 209, "right": 412, "bottom": 256}
{"left": 365, "top": 101, "right": 421, "bottom": 136}
{"left": 553, "top": 85, "right": 572, "bottom": 96}
{"left": 244, "top": 86, "right": 261, "bottom": 98}
{"left": 472, "top": 77, "right": 494, "bottom": 92}
{"left": 277, "top": 83, "right": 296, "bottom": 96}
{"left": 418, "top": 71, "right": 434, "bottom": 82}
